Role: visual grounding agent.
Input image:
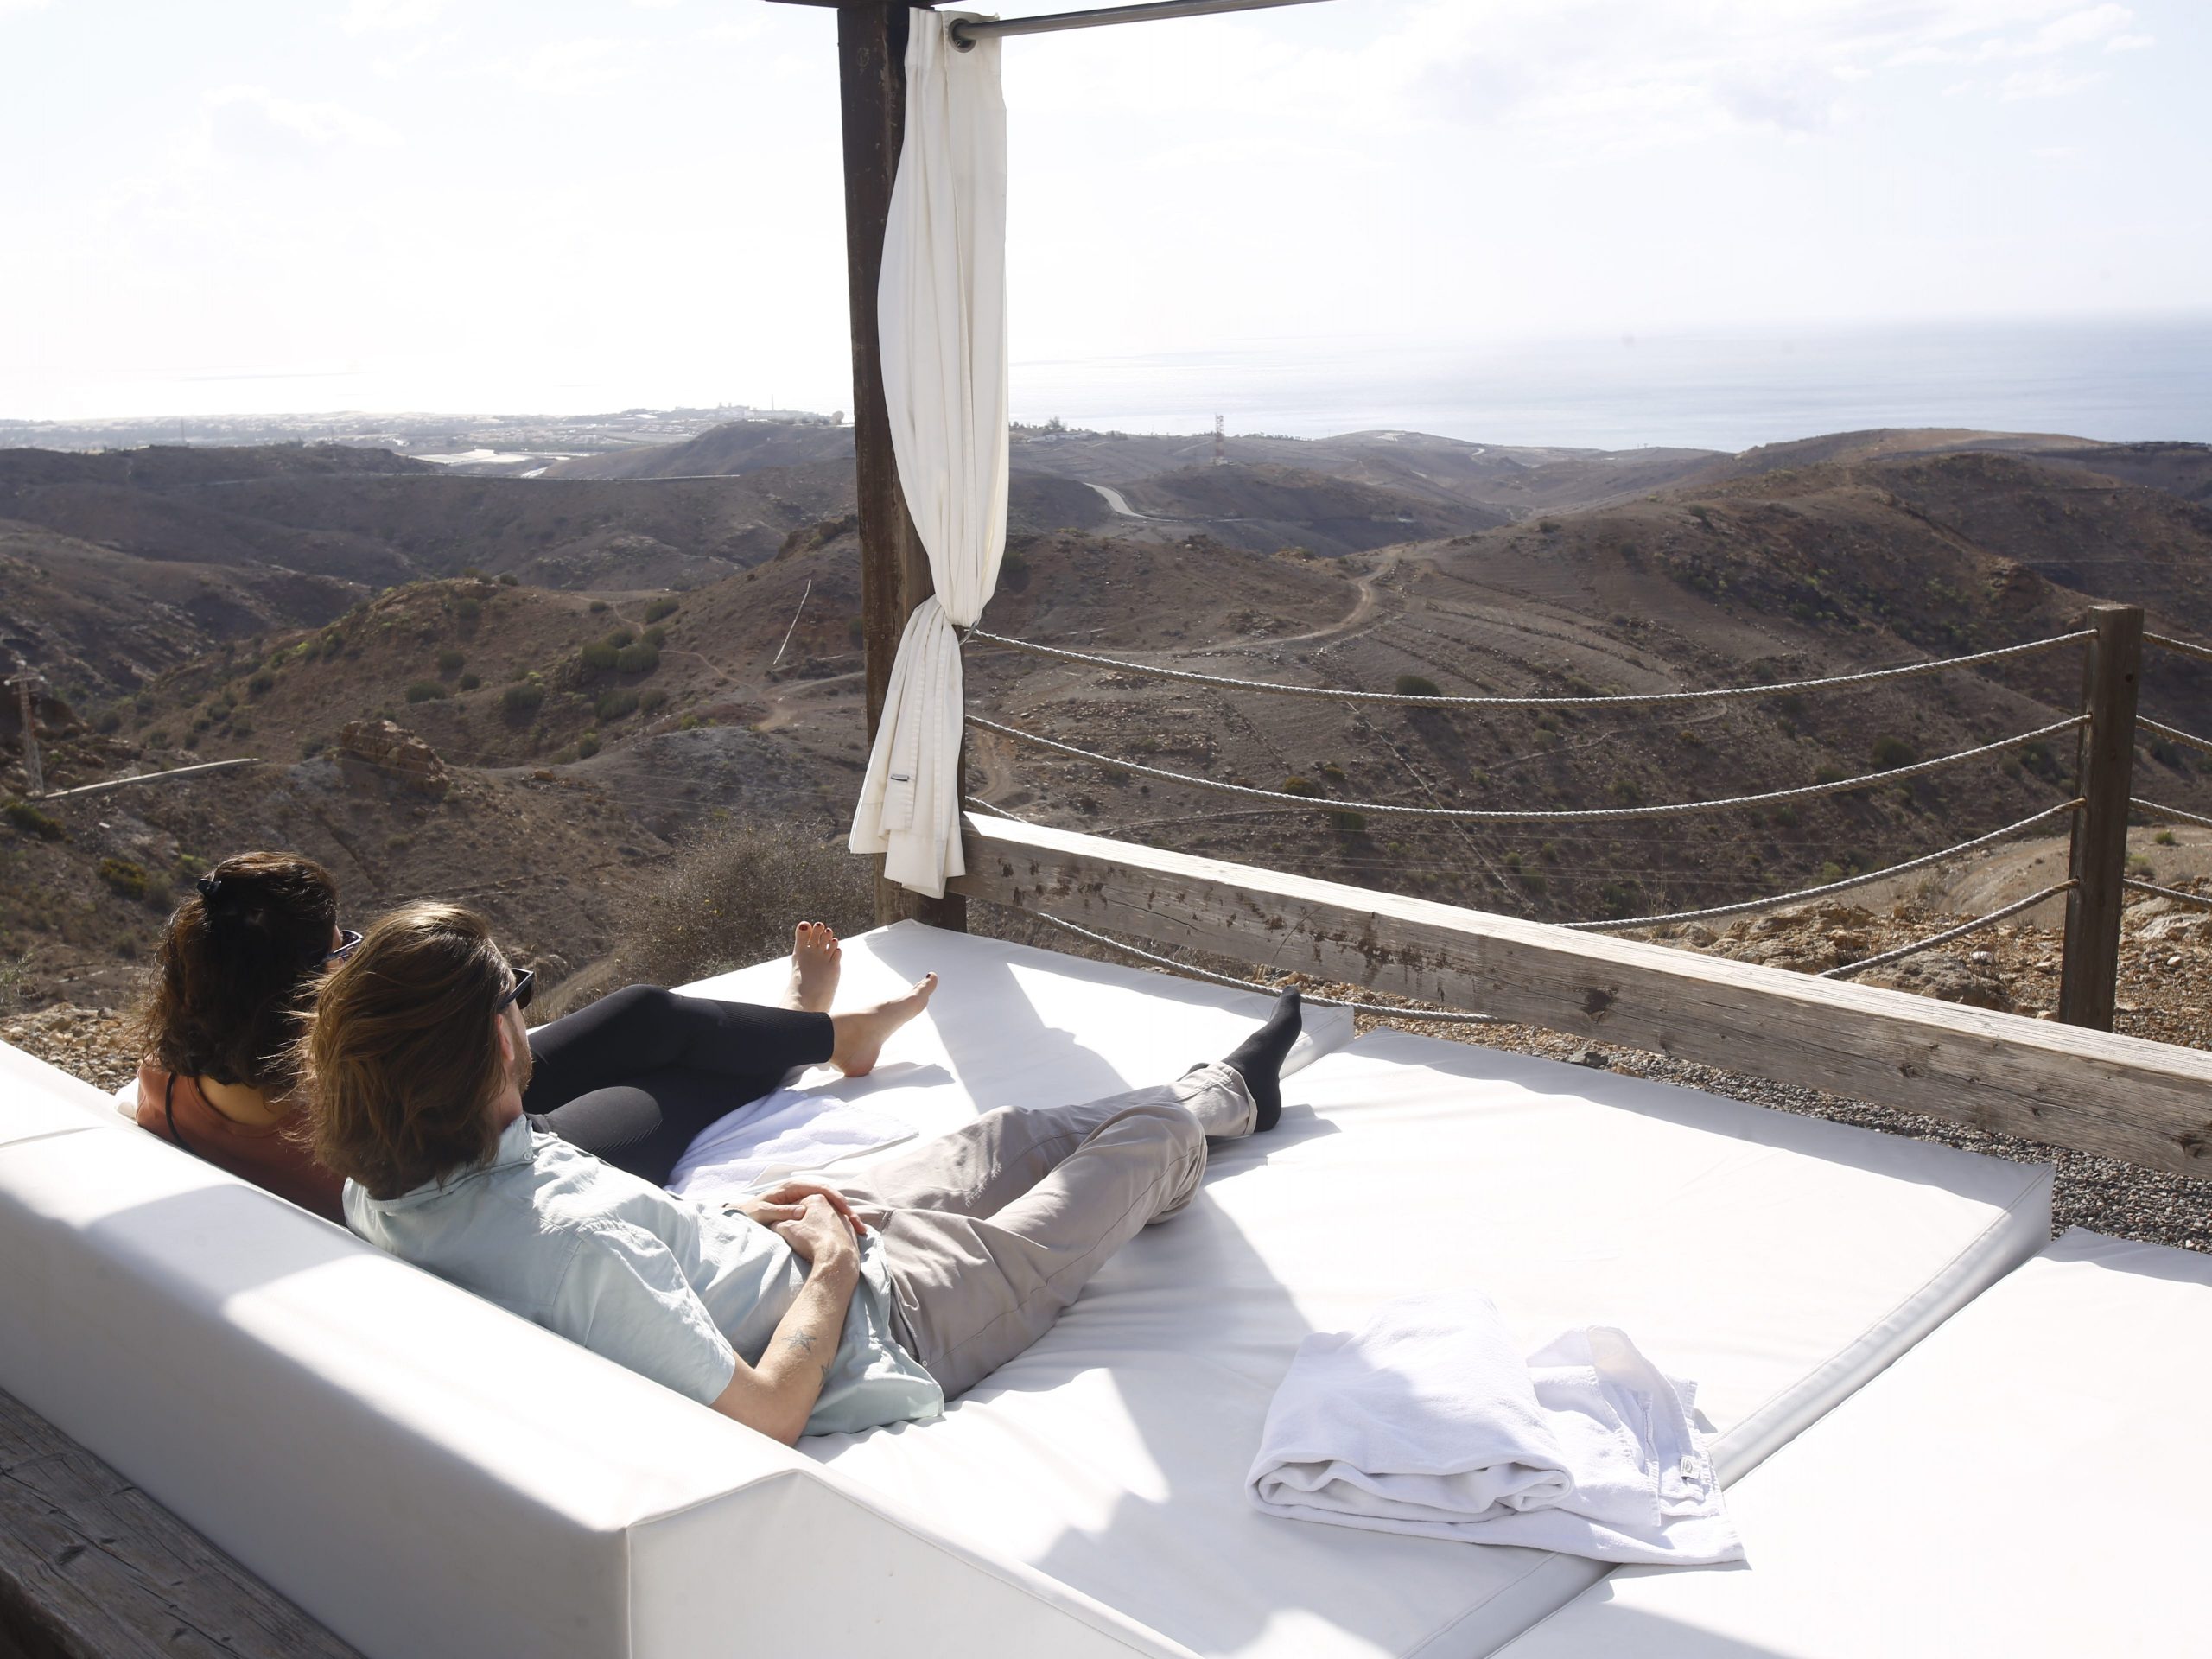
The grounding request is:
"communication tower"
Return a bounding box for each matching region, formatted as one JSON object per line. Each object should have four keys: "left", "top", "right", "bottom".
{"left": 1212, "top": 414, "right": 1225, "bottom": 467}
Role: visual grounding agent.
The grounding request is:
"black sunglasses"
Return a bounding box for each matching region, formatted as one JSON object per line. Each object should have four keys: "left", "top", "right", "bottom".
{"left": 494, "top": 968, "right": 535, "bottom": 1014}
{"left": 321, "top": 929, "right": 363, "bottom": 967}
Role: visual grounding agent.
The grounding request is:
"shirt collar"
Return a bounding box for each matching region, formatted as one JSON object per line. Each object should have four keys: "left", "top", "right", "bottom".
{"left": 365, "top": 1115, "right": 537, "bottom": 1211}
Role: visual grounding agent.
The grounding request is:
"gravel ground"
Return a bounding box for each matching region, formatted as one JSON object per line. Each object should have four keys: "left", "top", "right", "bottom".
{"left": 11, "top": 898, "right": 2209, "bottom": 1254}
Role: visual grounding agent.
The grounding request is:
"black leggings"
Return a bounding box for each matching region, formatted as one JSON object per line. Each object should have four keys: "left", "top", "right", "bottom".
{"left": 523, "top": 985, "right": 834, "bottom": 1186}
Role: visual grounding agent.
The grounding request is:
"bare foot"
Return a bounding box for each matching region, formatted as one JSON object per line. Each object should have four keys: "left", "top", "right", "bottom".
{"left": 829, "top": 974, "right": 938, "bottom": 1077}
{"left": 784, "top": 922, "right": 842, "bottom": 1013}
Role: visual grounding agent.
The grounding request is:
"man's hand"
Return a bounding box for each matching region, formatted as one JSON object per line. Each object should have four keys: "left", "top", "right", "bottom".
{"left": 773, "top": 1193, "right": 861, "bottom": 1277}
{"left": 753, "top": 1179, "right": 868, "bottom": 1235}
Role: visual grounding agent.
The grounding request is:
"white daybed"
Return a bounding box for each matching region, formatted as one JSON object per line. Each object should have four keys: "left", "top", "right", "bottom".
{"left": 1491, "top": 1228, "right": 2212, "bottom": 1659}
{"left": 0, "top": 924, "right": 2054, "bottom": 1659}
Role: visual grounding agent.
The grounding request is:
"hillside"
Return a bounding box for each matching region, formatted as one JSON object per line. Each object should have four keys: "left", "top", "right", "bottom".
{"left": 0, "top": 444, "right": 859, "bottom": 706}
{"left": 10, "top": 425, "right": 2212, "bottom": 1025}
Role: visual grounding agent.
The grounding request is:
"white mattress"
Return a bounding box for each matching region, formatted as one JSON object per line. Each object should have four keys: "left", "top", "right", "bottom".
{"left": 1496, "top": 1230, "right": 2212, "bottom": 1659}
{"left": 728, "top": 936, "right": 2054, "bottom": 1659}
{"left": 676, "top": 920, "right": 1357, "bottom": 1160}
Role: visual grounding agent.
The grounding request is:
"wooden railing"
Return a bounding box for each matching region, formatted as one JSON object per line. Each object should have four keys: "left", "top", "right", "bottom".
{"left": 949, "top": 810, "right": 2212, "bottom": 1177}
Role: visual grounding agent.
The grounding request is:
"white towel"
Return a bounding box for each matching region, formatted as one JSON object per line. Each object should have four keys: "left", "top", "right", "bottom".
{"left": 1248, "top": 1290, "right": 1742, "bottom": 1566}
{"left": 666, "top": 1084, "right": 917, "bottom": 1206}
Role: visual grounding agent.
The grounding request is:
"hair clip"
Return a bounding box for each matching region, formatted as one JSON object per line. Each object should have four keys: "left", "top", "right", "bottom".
{"left": 195, "top": 875, "right": 224, "bottom": 903}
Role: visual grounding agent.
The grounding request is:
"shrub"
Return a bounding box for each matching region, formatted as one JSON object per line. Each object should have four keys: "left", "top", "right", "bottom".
{"left": 1814, "top": 764, "right": 1848, "bottom": 785}
{"left": 5, "top": 799, "right": 68, "bottom": 841}
{"left": 146, "top": 729, "right": 170, "bottom": 748}
{"left": 404, "top": 680, "right": 448, "bottom": 703}
{"left": 459, "top": 672, "right": 482, "bottom": 691}
{"left": 576, "top": 731, "right": 601, "bottom": 759}
{"left": 1871, "top": 735, "right": 1916, "bottom": 769}
{"left": 502, "top": 682, "right": 546, "bottom": 716}
{"left": 1395, "top": 673, "right": 1442, "bottom": 698}
{"left": 596, "top": 689, "right": 641, "bottom": 721}
{"left": 1328, "top": 810, "right": 1366, "bottom": 836}
{"left": 455, "top": 598, "right": 481, "bottom": 626}
{"left": 1319, "top": 762, "right": 1346, "bottom": 784}
{"left": 95, "top": 709, "right": 123, "bottom": 734}
{"left": 1608, "top": 778, "right": 1641, "bottom": 804}
{"left": 98, "top": 857, "right": 152, "bottom": 901}
{"left": 639, "top": 689, "right": 669, "bottom": 715}
{"left": 562, "top": 822, "right": 874, "bottom": 1012}
{"left": 1598, "top": 880, "right": 1639, "bottom": 918}
{"left": 615, "top": 642, "right": 661, "bottom": 674}
{"left": 578, "top": 642, "right": 620, "bottom": 673}
{"left": 437, "top": 648, "right": 467, "bottom": 676}
{"left": 498, "top": 573, "right": 518, "bottom": 586}
{"left": 645, "top": 597, "right": 680, "bottom": 623}
{"left": 643, "top": 625, "right": 667, "bottom": 647}
{"left": 1280, "top": 776, "right": 1319, "bottom": 797}
{"left": 604, "top": 626, "right": 636, "bottom": 648}
{"left": 588, "top": 599, "right": 611, "bottom": 613}
{"left": 2156, "top": 830, "right": 2178, "bottom": 847}
{"left": 302, "top": 735, "right": 327, "bottom": 758}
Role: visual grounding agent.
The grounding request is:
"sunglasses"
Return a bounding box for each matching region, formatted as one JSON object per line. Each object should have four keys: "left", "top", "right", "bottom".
{"left": 494, "top": 968, "right": 535, "bottom": 1014}
{"left": 320, "top": 929, "right": 363, "bottom": 967}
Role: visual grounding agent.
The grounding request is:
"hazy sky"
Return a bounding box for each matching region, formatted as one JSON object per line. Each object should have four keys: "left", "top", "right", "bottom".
{"left": 3, "top": 0, "right": 2205, "bottom": 422}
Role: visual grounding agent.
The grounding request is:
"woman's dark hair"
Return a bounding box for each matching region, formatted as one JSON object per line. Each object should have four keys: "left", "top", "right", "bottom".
{"left": 134, "top": 851, "right": 340, "bottom": 1096}
{"left": 298, "top": 902, "right": 512, "bottom": 1199}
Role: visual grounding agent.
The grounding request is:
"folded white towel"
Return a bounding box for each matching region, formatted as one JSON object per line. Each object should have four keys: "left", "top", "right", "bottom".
{"left": 665, "top": 1085, "right": 916, "bottom": 1206}
{"left": 1248, "top": 1290, "right": 1742, "bottom": 1566}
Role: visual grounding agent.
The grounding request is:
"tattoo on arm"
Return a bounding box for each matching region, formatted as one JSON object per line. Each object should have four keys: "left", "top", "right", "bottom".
{"left": 783, "top": 1330, "right": 818, "bottom": 1356}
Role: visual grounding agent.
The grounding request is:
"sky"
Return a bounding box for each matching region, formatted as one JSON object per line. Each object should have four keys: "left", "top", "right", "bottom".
{"left": 2, "top": 0, "right": 2206, "bottom": 424}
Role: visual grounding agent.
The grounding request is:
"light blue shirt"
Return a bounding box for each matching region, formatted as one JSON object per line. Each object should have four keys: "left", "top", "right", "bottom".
{"left": 346, "top": 1118, "right": 943, "bottom": 1436}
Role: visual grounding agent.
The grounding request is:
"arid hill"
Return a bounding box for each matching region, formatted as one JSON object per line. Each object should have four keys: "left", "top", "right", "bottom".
{"left": 10, "top": 426, "right": 2212, "bottom": 1017}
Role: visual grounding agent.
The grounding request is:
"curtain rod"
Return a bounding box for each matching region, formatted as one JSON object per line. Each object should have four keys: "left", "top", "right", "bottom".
{"left": 950, "top": 0, "right": 1330, "bottom": 50}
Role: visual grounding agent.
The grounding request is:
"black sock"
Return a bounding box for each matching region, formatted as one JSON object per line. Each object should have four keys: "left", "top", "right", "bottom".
{"left": 1222, "top": 992, "right": 1302, "bottom": 1133}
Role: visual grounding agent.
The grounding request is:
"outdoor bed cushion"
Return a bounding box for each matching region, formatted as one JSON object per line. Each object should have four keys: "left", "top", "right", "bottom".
{"left": 0, "top": 1041, "right": 1204, "bottom": 1659}
{"left": 695, "top": 929, "right": 2057, "bottom": 1659}
{"left": 1492, "top": 1230, "right": 2212, "bottom": 1659}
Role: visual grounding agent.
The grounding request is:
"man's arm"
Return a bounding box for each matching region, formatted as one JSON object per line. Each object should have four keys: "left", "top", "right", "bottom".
{"left": 709, "top": 1194, "right": 860, "bottom": 1446}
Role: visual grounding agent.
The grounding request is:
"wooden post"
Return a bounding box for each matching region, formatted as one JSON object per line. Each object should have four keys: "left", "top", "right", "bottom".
{"left": 8, "top": 671, "right": 44, "bottom": 798}
{"left": 2059, "top": 604, "right": 2143, "bottom": 1031}
{"left": 830, "top": 1, "right": 965, "bottom": 931}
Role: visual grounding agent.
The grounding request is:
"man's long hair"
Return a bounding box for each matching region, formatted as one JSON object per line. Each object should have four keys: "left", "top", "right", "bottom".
{"left": 299, "top": 902, "right": 515, "bottom": 1200}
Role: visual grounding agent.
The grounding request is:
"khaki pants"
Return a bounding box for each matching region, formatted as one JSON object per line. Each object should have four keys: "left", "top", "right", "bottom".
{"left": 831, "top": 1063, "right": 1249, "bottom": 1400}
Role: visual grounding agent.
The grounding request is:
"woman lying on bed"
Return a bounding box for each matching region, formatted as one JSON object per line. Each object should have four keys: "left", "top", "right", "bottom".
{"left": 134, "top": 849, "right": 902, "bottom": 1223}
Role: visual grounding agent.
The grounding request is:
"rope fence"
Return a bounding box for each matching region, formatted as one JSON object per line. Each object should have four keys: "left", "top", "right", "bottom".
{"left": 2132, "top": 798, "right": 2212, "bottom": 834}
{"left": 2138, "top": 716, "right": 2212, "bottom": 760}
{"left": 967, "top": 626, "right": 2091, "bottom": 709}
{"left": 969, "top": 713, "right": 2085, "bottom": 823}
{"left": 1565, "top": 799, "right": 2083, "bottom": 932}
{"left": 2144, "top": 631, "right": 2212, "bottom": 668}
{"left": 2123, "top": 877, "right": 2212, "bottom": 910}
{"left": 1025, "top": 910, "right": 1508, "bottom": 1025}
{"left": 1818, "top": 882, "right": 2076, "bottom": 981}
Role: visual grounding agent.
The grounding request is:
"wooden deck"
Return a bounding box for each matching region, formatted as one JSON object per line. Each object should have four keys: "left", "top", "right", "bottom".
{"left": 0, "top": 1388, "right": 356, "bottom": 1659}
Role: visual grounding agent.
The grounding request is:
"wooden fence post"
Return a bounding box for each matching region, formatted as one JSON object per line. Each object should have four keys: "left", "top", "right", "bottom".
{"left": 2058, "top": 604, "right": 2143, "bottom": 1030}
{"left": 830, "top": 1, "right": 965, "bottom": 932}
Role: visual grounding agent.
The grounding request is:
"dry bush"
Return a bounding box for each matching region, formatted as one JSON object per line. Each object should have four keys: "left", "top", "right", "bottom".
{"left": 548, "top": 822, "right": 873, "bottom": 1014}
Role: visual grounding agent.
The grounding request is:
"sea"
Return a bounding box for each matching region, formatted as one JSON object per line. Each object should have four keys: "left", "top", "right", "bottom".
{"left": 1007, "top": 315, "right": 2212, "bottom": 454}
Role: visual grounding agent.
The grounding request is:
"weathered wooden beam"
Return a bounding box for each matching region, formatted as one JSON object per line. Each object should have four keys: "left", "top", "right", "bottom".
{"left": 2059, "top": 603, "right": 2141, "bottom": 1030}
{"left": 831, "top": 1, "right": 965, "bottom": 931}
{"left": 0, "top": 1387, "right": 359, "bottom": 1659}
{"left": 950, "top": 810, "right": 2212, "bottom": 1175}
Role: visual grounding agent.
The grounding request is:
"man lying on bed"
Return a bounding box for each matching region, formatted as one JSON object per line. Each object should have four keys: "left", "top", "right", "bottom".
{"left": 300, "top": 902, "right": 1303, "bottom": 1443}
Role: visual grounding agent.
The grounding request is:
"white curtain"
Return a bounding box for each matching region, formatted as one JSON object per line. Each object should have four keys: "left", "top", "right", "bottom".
{"left": 847, "top": 10, "right": 1009, "bottom": 898}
